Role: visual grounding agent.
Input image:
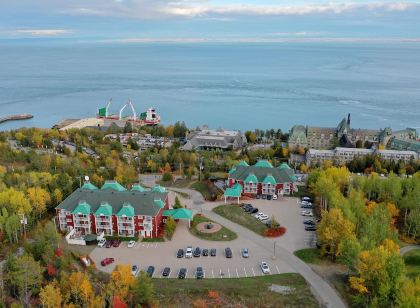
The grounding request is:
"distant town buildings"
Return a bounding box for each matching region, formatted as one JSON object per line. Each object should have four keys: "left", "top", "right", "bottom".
{"left": 104, "top": 133, "right": 171, "bottom": 149}
{"left": 181, "top": 126, "right": 247, "bottom": 151}
{"left": 288, "top": 114, "right": 419, "bottom": 152}
{"left": 306, "top": 147, "right": 419, "bottom": 166}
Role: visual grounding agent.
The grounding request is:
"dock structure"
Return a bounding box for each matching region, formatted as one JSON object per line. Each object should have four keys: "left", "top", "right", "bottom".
{"left": 0, "top": 114, "right": 33, "bottom": 124}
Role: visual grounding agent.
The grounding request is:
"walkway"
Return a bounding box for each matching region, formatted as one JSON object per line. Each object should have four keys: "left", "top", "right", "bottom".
{"left": 400, "top": 245, "right": 420, "bottom": 256}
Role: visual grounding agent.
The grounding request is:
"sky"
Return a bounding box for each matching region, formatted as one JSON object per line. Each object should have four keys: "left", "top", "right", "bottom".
{"left": 1, "top": 0, "right": 420, "bottom": 41}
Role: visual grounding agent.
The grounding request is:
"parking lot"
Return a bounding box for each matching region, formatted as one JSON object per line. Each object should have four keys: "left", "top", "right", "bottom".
{"left": 90, "top": 196, "right": 315, "bottom": 278}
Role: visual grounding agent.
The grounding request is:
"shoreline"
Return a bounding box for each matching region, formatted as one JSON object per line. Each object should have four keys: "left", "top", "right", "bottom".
{"left": 0, "top": 114, "right": 33, "bottom": 125}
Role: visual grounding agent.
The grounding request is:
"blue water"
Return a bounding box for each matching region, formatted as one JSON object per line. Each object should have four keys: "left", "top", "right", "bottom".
{"left": 0, "top": 41, "right": 419, "bottom": 131}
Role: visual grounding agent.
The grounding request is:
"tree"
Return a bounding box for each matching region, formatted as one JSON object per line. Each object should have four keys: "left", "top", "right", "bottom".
{"left": 130, "top": 271, "right": 154, "bottom": 306}
{"left": 397, "top": 277, "right": 420, "bottom": 308}
{"left": 317, "top": 208, "right": 356, "bottom": 259}
{"left": 27, "top": 187, "right": 51, "bottom": 219}
{"left": 110, "top": 265, "right": 135, "bottom": 299}
{"left": 356, "top": 140, "right": 364, "bottom": 148}
{"left": 40, "top": 282, "right": 63, "bottom": 308}
{"left": 123, "top": 121, "right": 133, "bottom": 133}
{"left": 66, "top": 272, "right": 94, "bottom": 306}
{"left": 13, "top": 255, "right": 43, "bottom": 306}
{"left": 244, "top": 131, "right": 256, "bottom": 143}
{"left": 173, "top": 196, "right": 182, "bottom": 209}
{"left": 165, "top": 216, "right": 177, "bottom": 239}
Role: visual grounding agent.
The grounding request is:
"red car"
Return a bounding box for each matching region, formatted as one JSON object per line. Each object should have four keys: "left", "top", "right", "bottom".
{"left": 101, "top": 258, "right": 114, "bottom": 266}
{"left": 112, "top": 240, "right": 121, "bottom": 247}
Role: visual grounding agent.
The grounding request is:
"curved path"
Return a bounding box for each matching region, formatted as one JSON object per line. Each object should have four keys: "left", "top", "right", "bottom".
{"left": 168, "top": 186, "right": 345, "bottom": 308}
{"left": 400, "top": 245, "right": 420, "bottom": 256}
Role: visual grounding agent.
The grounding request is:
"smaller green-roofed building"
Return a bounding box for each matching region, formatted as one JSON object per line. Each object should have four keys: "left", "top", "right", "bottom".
{"left": 152, "top": 185, "right": 166, "bottom": 193}
{"left": 278, "top": 163, "right": 292, "bottom": 170}
{"left": 262, "top": 174, "right": 276, "bottom": 185}
{"left": 72, "top": 201, "right": 91, "bottom": 215}
{"left": 101, "top": 180, "right": 127, "bottom": 192}
{"left": 163, "top": 208, "right": 193, "bottom": 226}
{"left": 244, "top": 173, "right": 258, "bottom": 183}
{"left": 116, "top": 203, "right": 135, "bottom": 217}
{"left": 254, "top": 160, "right": 273, "bottom": 168}
{"left": 94, "top": 202, "right": 113, "bottom": 216}
{"left": 224, "top": 183, "right": 243, "bottom": 204}
{"left": 82, "top": 182, "right": 98, "bottom": 190}
{"left": 131, "top": 184, "right": 146, "bottom": 192}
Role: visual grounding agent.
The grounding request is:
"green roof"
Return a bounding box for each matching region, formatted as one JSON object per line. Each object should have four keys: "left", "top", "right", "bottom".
{"left": 224, "top": 183, "right": 243, "bottom": 198}
{"left": 244, "top": 173, "right": 258, "bottom": 183}
{"left": 228, "top": 167, "right": 236, "bottom": 174}
{"left": 101, "top": 181, "right": 126, "bottom": 192}
{"left": 236, "top": 160, "right": 249, "bottom": 167}
{"left": 94, "top": 202, "right": 113, "bottom": 216}
{"left": 131, "top": 184, "right": 146, "bottom": 192}
{"left": 72, "top": 201, "right": 91, "bottom": 215}
{"left": 82, "top": 182, "right": 98, "bottom": 190}
{"left": 152, "top": 185, "right": 166, "bottom": 193}
{"left": 228, "top": 165, "right": 296, "bottom": 184}
{"left": 116, "top": 203, "right": 135, "bottom": 217}
{"left": 154, "top": 199, "right": 165, "bottom": 209}
{"left": 163, "top": 208, "right": 193, "bottom": 220}
{"left": 263, "top": 174, "right": 277, "bottom": 185}
{"left": 278, "top": 163, "right": 292, "bottom": 170}
{"left": 254, "top": 160, "right": 273, "bottom": 168}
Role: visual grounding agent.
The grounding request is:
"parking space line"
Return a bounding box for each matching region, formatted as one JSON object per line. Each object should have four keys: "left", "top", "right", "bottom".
{"left": 236, "top": 268, "right": 239, "bottom": 278}
{"left": 276, "top": 265, "right": 280, "bottom": 274}
{"left": 251, "top": 267, "right": 256, "bottom": 277}
{"left": 228, "top": 268, "right": 231, "bottom": 278}
{"left": 244, "top": 267, "right": 247, "bottom": 278}
{"left": 146, "top": 243, "right": 150, "bottom": 248}
{"left": 220, "top": 269, "right": 223, "bottom": 278}
{"left": 212, "top": 269, "right": 214, "bottom": 278}
{"left": 154, "top": 243, "right": 157, "bottom": 248}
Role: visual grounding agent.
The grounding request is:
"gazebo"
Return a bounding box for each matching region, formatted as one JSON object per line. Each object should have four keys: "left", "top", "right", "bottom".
{"left": 224, "top": 183, "right": 242, "bottom": 204}
{"left": 163, "top": 208, "right": 193, "bottom": 227}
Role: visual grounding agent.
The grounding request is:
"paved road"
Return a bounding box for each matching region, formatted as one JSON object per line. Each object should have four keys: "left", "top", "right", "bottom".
{"left": 400, "top": 245, "right": 420, "bottom": 256}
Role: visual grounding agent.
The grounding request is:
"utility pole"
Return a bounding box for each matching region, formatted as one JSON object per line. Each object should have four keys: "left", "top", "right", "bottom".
{"left": 273, "top": 240, "right": 277, "bottom": 259}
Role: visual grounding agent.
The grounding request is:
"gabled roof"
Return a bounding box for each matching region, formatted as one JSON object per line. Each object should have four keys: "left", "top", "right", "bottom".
{"left": 117, "top": 203, "right": 135, "bottom": 217}
{"left": 244, "top": 173, "right": 258, "bottom": 183}
{"left": 236, "top": 160, "right": 249, "bottom": 167}
{"left": 262, "top": 174, "right": 276, "bottom": 185}
{"left": 82, "top": 182, "right": 98, "bottom": 190}
{"left": 224, "top": 183, "right": 243, "bottom": 198}
{"left": 163, "top": 208, "right": 193, "bottom": 220}
{"left": 101, "top": 180, "right": 126, "bottom": 192}
{"left": 152, "top": 185, "right": 166, "bottom": 193}
{"left": 278, "top": 163, "right": 292, "bottom": 170}
{"left": 94, "top": 202, "right": 113, "bottom": 216}
{"left": 254, "top": 160, "right": 273, "bottom": 168}
{"left": 72, "top": 201, "right": 91, "bottom": 215}
{"left": 229, "top": 165, "right": 295, "bottom": 184}
{"left": 131, "top": 184, "right": 146, "bottom": 192}
{"left": 154, "top": 199, "right": 165, "bottom": 209}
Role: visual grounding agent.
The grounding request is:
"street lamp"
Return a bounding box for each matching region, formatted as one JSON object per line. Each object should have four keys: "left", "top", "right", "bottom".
{"left": 273, "top": 240, "right": 277, "bottom": 259}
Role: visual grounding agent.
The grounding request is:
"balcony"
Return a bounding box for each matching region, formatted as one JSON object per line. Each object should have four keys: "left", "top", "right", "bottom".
{"left": 74, "top": 221, "right": 91, "bottom": 228}
{"left": 118, "top": 224, "right": 134, "bottom": 230}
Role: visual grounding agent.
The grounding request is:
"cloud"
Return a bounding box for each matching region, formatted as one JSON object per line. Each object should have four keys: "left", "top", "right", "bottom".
{"left": 10, "top": 29, "right": 73, "bottom": 36}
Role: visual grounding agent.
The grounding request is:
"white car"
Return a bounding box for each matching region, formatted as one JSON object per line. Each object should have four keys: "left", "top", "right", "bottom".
{"left": 258, "top": 214, "right": 270, "bottom": 221}
{"left": 272, "top": 195, "right": 278, "bottom": 200}
{"left": 97, "top": 239, "right": 106, "bottom": 247}
{"left": 128, "top": 240, "right": 136, "bottom": 248}
{"left": 131, "top": 265, "right": 139, "bottom": 277}
{"left": 185, "top": 246, "right": 193, "bottom": 258}
{"left": 301, "top": 210, "right": 313, "bottom": 217}
{"left": 260, "top": 261, "right": 270, "bottom": 274}
{"left": 254, "top": 212, "right": 265, "bottom": 219}
{"left": 302, "top": 197, "right": 312, "bottom": 202}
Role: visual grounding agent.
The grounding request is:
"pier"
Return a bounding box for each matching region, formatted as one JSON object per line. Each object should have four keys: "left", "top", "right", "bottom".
{"left": 0, "top": 114, "right": 33, "bottom": 124}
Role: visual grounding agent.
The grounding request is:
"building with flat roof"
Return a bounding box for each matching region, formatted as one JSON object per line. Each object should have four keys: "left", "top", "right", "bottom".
{"left": 55, "top": 180, "right": 169, "bottom": 238}
{"left": 181, "top": 126, "right": 247, "bottom": 151}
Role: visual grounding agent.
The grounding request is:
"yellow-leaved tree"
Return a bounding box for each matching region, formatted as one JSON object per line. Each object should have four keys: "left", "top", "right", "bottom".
{"left": 110, "top": 264, "right": 135, "bottom": 299}
{"left": 40, "top": 282, "right": 63, "bottom": 308}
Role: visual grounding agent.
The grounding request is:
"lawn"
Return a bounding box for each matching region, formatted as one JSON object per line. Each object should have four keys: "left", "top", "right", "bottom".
{"left": 213, "top": 204, "right": 268, "bottom": 235}
{"left": 404, "top": 249, "right": 420, "bottom": 278}
{"left": 294, "top": 248, "right": 327, "bottom": 265}
{"left": 190, "top": 181, "right": 212, "bottom": 200}
{"left": 142, "top": 237, "right": 165, "bottom": 242}
{"left": 190, "top": 214, "right": 237, "bottom": 241}
{"left": 153, "top": 273, "right": 319, "bottom": 308}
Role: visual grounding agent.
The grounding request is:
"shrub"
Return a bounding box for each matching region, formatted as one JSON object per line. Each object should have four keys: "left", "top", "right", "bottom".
{"left": 264, "top": 226, "right": 287, "bottom": 237}
{"left": 162, "top": 172, "right": 173, "bottom": 182}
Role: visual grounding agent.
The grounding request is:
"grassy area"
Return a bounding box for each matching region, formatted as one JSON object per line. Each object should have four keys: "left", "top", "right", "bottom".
{"left": 213, "top": 204, "right": 268, "bottom": 235}
{"left": 294, "top": 248, "right": 329, "bottom": 265}
{"left": 153, "top": 273, "right": 319, "bottom": 308}
{"left": 190, "top": 214, "right": 237, "bottom": 241}
{"left": 404, "top": 249, "right": 420, "bottom": 278}
{"left": 190, "top": 181, "right": 212, "bottom": 200}
{"left": 291, "top": 185, "right": 312, "bottom": 199}
{"left": 142, "top": 237, "right": 165, "bottom": 242}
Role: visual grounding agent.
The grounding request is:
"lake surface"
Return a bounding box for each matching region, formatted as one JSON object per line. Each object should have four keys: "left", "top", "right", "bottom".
{"left": 0, "top": 41, "right": 419, "bottom": 131}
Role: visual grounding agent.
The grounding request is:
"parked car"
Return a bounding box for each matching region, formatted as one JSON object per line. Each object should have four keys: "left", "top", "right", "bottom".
{"left": 250, "top": 208, "right": 259, "bottom": 214}
{"left": 260, "top": 261, "right": 270, "bottom": 274}
{"left": 254, "top": 212, "right": 265, "bottom": 218}
{"left": 177, "top": 249, "right": 184, "bottom": 258}
{"left": 301, "top": 210, "right": 313, "bottom": 217}
{"left": 202, "top": 249, "right": 209, "bottom": 256}
{"left": 225, "top": 247, "right": 232, "bottom": 258}
{"left": 105, "top": 240, "right": 113, "bottom": 248}
{"left": 303, "top": 220, "right": 315, "bottom": 226}
{"left": 210, "top": 248, "right": 217, "bottom": 257}
{"left": 131, "top": 265, "right": 139, "bottom": 277}
{"left": 272, "top": 194, "right": 278, "bottom": 200}
{"left": 305, "top": 226, "right": 317, "bottom": 231}
{"left": 178, "top": 268, "right": 187, "bottom": 279}
{"left": 258, "top": 214, "right": 270, "bottom": 221}
{"left": 245, "top": 206, "right": 254, "bottom": 213}
{"left": 101, "top": 258, "right": 114, "bottom": 266}
{"left": 97, "top": 239, "right": 106, "bottom": 247}
{"left": 267, "top": 195, "right": 272, "bottom": 200}
{"left": 127, "top": 240, "right": 136, "bottom": 248}
{"left": 301, "top": 204, "right": 314, "bottom": 209}
{"left": 256, "top": 194, "right": 261, "bottom": 199}
{"left": 242, "top": 248, "right": 249, "bottom": 258}
{"left": 302, "top": 196, "right": 312, "bottom": 202}
{"left": 243, "top": 204, "right": 253, "bottom": 211}
{"left": 112, "top": 239, "right": 121, "bottom": 247}
{"left": 185, "top": 246, "right": 193, "bottom": 258}
{"left": 262, "top": 194, "right": 267, "bottom": 199}
{"left": 196, "top": 267, "right": 204, "bottom": 279}
{"left": 146, "top": 266, "right": 155, "bottom": 277}
{"left": 193, "top": 247, "right": 201, "bottom": 257}
{"left": 162, "top": 267, "right": 171, "bottom": 277}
